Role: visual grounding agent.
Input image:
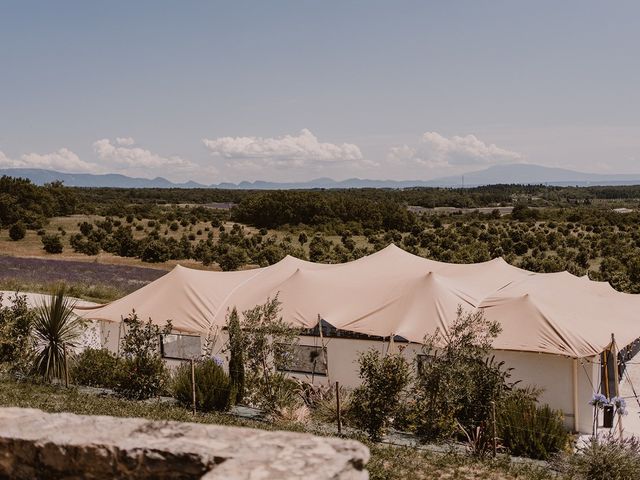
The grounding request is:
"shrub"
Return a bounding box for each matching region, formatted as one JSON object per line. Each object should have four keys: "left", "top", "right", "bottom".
{"left": 116, "top": 355, "right": 169, "bottom": 400}
{"left": 239, "top": 297, "right": 300, "bottom": 413}
{"left": 351, "top": 350, "right": 411, "bottom": 440}
{"left": 72, "top": 348, "right": 118, "bottom": 388}
{"left": 9, "top": 222, "right": 26, "bottom": 241}
{"left": 311, "top": 385, "right": 355, "bottom": 427}
{"left": 70, "top": 234, "right": 101, "bottom": 255}
{"left": 41, "top": 234, "right": 63, "bottom": 254}
{"left": 32, "top": 288, "right": 83, "bottom": 381}
{"left": 412, "top": 307, "right": 511, "bottom": 440}
{"left": 113, "top": 311, "right": 171, "bottom": 400}
{"left": 172, "top": 358, "right": 234, "bottom": 412}
{"left": 554, "top": 434, "right": 640, "bottom": 479}
{"left": 217, "top": 246, "right": 248, "bottom": 271}
{"left": 140, "top": 240, "right": 170, "bottom": 263}
{"left": 0, "top": 292, "right": 35, "bottom": 377}
{"left": 497, "top": 388, "right": 568, "bottom": 460}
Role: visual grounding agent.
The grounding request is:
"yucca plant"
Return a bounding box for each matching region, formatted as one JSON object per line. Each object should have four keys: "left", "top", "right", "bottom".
{"left": 32, "top": 288, "right": 83, "bottom": 381}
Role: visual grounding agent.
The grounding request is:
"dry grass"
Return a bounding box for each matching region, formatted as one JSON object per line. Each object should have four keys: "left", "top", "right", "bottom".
{"left": 0, "top": 379, "right": 558, "bottom": 480}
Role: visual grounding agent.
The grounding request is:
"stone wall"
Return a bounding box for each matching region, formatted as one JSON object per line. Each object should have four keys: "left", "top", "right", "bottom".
{"left": 0, "top": 408, "right": 369, "bottom": 479}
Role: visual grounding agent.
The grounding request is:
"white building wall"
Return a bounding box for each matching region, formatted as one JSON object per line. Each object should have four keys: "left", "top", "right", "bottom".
{"left": 97, "top": 324, "right": 598, "bottom": 434}
{"left": 294, "top": 336, "right": 598, "bottom": 433}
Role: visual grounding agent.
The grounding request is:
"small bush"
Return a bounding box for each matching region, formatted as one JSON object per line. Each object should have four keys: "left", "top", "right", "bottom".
{"left": 351, "top": 350, "right": 411, "bottom": 441}
{"left": 140, "top": 240, "right": 170, "bottom": 263}
{"left": 41, "top": 234, "right": 63, "bottom": 254}
{"left": 0, "top": 292, "right": 35, "bottom": 377}
{"left": 555, "top": 434, "right": 640, "bottom": 480}
{"left": 9, "top": 222, "right": 26, "bottom": 241}
{"left": 70, "top": 234, "right": 100, "bottom": 255}
{"left": 115, "top": 355, "right": 169, "bottom": 400}
{"left": 113, "top": 312, "right": 171, "bottom": 400}
{"left": 412, "top": 307, "right": 510, "bottom": 440}
{"left": 72, "top": 348, "right": 118, "bottom": 388}
{"left": 497, "top": 388, "right": 568, "bottom": 460}
{"left": 172, "top": 359, "right": 234, "bottom": 412}
{"left": 311, "top": 385, "right": 355, "bottom": 427}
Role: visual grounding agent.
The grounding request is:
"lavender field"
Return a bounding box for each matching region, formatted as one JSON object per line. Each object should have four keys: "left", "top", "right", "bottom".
{"left": 0, "top": 256, "right": 166, "bottom": 300}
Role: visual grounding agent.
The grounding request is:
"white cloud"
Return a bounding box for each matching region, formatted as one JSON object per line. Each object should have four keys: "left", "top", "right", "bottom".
{"left": 115, "top": 137, "right": 135, "bottom": 146}
{"left": 0, "top": 148, "right": 97, "bottom": 172}
{"left": 202, "top": 129, "right": 365, "bottom": 170}
{"left": 93, "top": 138, "right": 197, "bottom": 170}
{"left": 389, "top": 132, "right": 522, "bottom": 168}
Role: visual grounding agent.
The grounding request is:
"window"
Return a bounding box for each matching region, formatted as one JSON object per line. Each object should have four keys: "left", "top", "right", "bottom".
{"left": 279, "top": 345, "right": 328, "bottom": 376}
{"left": 160, "top": 334, "right": 201, "bottom": 360}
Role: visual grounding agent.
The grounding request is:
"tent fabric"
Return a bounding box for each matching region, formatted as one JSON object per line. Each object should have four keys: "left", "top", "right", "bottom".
{"left": 75, "top": 244, "right": 640, "bottom": 358}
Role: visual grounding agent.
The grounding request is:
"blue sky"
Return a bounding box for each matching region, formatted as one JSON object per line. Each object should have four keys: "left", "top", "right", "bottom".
{"left": 1, "top": 1, "right": 638, "bottom": 183}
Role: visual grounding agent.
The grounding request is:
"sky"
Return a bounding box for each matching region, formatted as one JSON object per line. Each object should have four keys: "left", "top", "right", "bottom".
{"left": 0, "top": 0, "right": 639, "bottom": 184}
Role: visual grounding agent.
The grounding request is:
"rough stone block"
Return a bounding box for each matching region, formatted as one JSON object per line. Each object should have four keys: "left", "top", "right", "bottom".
{"left": 0, "top": 407, "right": 369, "bottom": 479}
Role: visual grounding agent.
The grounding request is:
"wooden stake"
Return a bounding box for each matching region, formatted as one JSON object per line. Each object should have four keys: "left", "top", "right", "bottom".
{"left": 490, "top": 400, "right": 497, "bottom": 457}
{"left": 63, "top": 343, "right": 69, "bottom": 388}
{"left": 191, "top": 358, "right": 197, "bottom": 415}
{"left": 336, "top": 381, "right": 342, "bottom": 434}
{"left": 318, "top": 314, "right": 329, "bottom": 384}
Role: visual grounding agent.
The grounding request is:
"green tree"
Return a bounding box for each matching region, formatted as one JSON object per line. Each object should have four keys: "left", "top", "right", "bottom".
{"left": 239, "top": 297, "right": 300, "bottom": 413}
{"left": 140, "top": 240, "right": 170, "bottom": 263}
{"left": 9, "top": 222, "right": 26, "bottom": 241}
{"left": 412, "top": 307, "right": 510, "bottom": 440}
{"left": 217, "top": 246, "right": 248, "bottom": 271}
{"left": 115, "top": 312, "right": 172, "bottom": 400}
{"left": 225, "top": 307, "right": 245, "bottom": 404}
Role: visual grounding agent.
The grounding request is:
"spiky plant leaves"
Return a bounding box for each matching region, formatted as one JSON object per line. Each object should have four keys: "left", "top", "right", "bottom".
{"left": 32, "top": 287, "right": 83, "bottom": 381}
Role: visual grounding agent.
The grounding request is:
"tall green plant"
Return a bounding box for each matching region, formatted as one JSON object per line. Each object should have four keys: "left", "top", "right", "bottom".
{"left": 114, "top": 311, "right": 172, "bottom": 400}
{"left": 225, "top": 307, "right": 245, "bottom": 404}
{"left": 32, "top": 288, "right": 83, "bottom": 381}
{"left": 351, "top": 349, "right": 411, "bottom": 441}
{"left": 239, "top": 296, "right": 300, "bottom": 413}
{"left": 0, "top": 292, "right": 35, "bottom": 377}
{"left": 412, "top": 307, "right": 510, "bottom": 440}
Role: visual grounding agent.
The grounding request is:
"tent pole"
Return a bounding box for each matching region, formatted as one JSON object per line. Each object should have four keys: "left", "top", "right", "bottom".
{"left": 116, "top": 321, "right": 122, "bottom": 357}
{"left": 572, "top": 358, "right": 579, "bottom": 433}
{"left": 317, "top": 314, "right": 329, "bottom": 384}
{"left": 611, "top": 333, "right": 623, "bottom": 439}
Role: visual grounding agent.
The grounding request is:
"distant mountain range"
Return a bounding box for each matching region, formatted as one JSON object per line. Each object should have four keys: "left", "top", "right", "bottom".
{"left": 3, "top": 164, "right": 640, "bottom": 189}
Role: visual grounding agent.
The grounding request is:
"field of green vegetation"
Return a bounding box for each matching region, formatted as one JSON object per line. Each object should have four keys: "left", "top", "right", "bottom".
{"left": 4, "top": 175, "right": 640, "bottom": 294}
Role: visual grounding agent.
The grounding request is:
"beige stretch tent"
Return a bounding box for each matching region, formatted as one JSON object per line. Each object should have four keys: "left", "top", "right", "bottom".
{"left": 76, "top": 244, "right": 640, "bottom": 358}
{"left": 77, "top": 244, "right": 640, "bottom": 433}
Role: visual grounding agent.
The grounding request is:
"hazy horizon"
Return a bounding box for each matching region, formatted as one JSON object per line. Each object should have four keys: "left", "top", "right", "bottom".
{"left": 1, "top": 1, "right": 639, "bottom": 183}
